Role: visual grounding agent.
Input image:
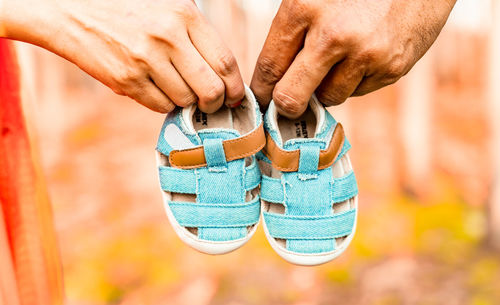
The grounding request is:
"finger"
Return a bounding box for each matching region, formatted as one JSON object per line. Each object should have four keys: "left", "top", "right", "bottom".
{"left": 351, "top": 74, "right": 397, "bottom": 96}
{"left": 170, "top": 38, "right": 225, "bottom": 113}
{"left": 315, "top": 59, "right": 365, "bottom": 106}
{"left": 188, "top": 17, "right": 245, "bottom": 106}
{"left": 272, "top": 40, "right": 346, "bottom": 118}
{"left": 128, "top": 79, "right": 175, "bottom": 113}
{"left": 250, "top": 2, "right": 309, "bottom": 107}
{"left": 149, "top": 59, "right": 198, "bottom": 107}
{"left": 351, "top": 60, "right": 409, "bottom": 96}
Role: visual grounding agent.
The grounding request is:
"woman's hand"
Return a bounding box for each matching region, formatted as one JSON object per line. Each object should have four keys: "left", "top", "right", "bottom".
{"left": 251, "top": 0, "right": 456, "bottom": 118}
{"left": 0, "top": 0, "right": 245, "bottom": 113}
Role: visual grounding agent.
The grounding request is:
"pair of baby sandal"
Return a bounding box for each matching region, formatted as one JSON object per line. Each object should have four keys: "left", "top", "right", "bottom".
{"left": 156, "top": 86, "right": 264, "bottom": 254}
{"left": 156, "top": 87, "right": 358, "bottom": 265}
{"left": 258, "top": 96, "right": 358, "bottom": 266}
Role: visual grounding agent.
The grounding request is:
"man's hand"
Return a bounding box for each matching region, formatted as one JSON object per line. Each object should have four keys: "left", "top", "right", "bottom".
{"left": 0, "top": 0, "right": 244, "bottom": 113}
{"left": 251, "top": 0, "right": 456, "bottom": 118}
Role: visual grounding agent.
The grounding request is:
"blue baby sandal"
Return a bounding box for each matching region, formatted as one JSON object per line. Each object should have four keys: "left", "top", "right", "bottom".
{"left": 156, "top": 86, "right": 265, "bottom": 255}
{"left": 258, "top": 96, "right": 358, "bottom": 265}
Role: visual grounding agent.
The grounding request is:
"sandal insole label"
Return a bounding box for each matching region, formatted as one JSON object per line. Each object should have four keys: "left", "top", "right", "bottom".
{"left": 294, "top": 120, "right": 309, "bottom": 138}
{"left": 194, "top": 109, "right": 208, "bottom": 126}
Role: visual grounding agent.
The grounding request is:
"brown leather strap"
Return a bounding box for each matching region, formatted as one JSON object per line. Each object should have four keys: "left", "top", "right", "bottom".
{"left": 169, "top": 122, "right": 266, "bottom": 169}
{"left": 262, "top": 123, "right": 345, "bottom": 172}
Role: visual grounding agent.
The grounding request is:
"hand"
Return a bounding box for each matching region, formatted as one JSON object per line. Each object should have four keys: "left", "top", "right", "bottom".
{"left": 251, "top": 0, "right": 456, "bottom": 118}
{"left": 0, "top": 0, "right": 244, "bottom": 113}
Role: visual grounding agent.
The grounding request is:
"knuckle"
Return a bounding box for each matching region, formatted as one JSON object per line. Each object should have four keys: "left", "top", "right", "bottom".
{"left": 317, "top": 27, "right": 343, "bottom": 49}
{"left": 216, "top": 51, "right": 238, "bottom": 76}
{"left": 128, "top": 42, "right": 150, "bottom": 63}
{"left": 255, "top": 56, "right": 285, "bottom": 84}
{"left": 356, "top": 41, "right": 393, "bottom": 67}
{"left": 314, "top": 27, "right": 352, "bottom": 60}
{"left": 316, "top": 22, "right": 357, "bottom": 49}
{"left": 113, "top": 67, "right": 143, "bottom": 89}
{"left": 356, "top": 40, "right": 390, "bottom": 64}
{"left": 382, "top": 60, "right": 407, "bottom": 83}
{"left": 357, "top": 48, "right": 381, "bottom": 65}
{"left": 150, "top": 21, "right": 184, "bottom": 48}
{"left": 273, "top": 89, "right": 303, "bottom": 117}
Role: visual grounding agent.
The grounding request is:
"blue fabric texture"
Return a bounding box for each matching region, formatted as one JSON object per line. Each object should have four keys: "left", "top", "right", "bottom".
{"left": 195, "top": 130, "right": 248, "bottom": 240}
{"left": 332, "top": 171, "right": 358, "bottom": 203}
{"left": 244, "top": 159, "right": 261, "bottom": 191}
{"left": 159, "top": 166, "right": 197, "bottom": 194}
{"left": 260, "top": 171, "right": 358, "bottom": 205}
{"left": 261, "top": 101, "right": 358, "bottom": 254}
{"left": 157, "top": 102, "right": 263, "bottom": 242}
{"left": 203, "top": 138, "right": 228, "bottom": 172}
{"left": 298, "top": 145, "right": 320, "bottom": 174}
{"left": 170, "top": 197, "right": 260, "bottom": 228}
{"left": 263, "top": 209, "right": 356, "bottom": 239}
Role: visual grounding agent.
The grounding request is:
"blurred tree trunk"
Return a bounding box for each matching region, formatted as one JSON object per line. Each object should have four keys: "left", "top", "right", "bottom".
{"left": 488, "top": 0, "right": 500, "bottom": 250}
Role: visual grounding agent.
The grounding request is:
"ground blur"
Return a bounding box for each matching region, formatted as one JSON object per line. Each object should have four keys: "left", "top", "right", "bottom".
{"left": 15, "top": 0, "right": 500, "bottom": 304}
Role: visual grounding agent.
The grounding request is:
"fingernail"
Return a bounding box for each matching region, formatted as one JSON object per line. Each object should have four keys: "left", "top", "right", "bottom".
{"left": 228, "top": 99, "right": 243, "bottom": 108}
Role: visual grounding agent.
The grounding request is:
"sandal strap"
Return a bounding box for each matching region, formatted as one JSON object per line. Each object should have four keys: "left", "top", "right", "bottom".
{"left": 168, "top": 196, "right": 260, "bottom": 227}
{"left": 262, "top": 123, "right": 345, "bottom": 172}
{"left": 263, "top": 209, "right": 355, "bottom": 239}
{"left": 159, "top": 161, "right": 261, "bottom": 194}
{"left": 159, "top": 166, "right": 197, "bottom": 194}
{"left": 331, "top": 171, "right": 358, "bottom": 203}
{"left": 169, "top": 122, "right": 265, "bottom": 169}
{"left": 260, "top": 171, "right": 358, "bottom": 204}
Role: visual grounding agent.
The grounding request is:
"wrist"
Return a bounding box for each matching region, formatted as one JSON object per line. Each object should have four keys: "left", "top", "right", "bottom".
{"left": 0, "top": 0, "right": 60, "bottom": 47}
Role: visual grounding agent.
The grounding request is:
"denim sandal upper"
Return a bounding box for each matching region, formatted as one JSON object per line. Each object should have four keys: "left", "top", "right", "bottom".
{"left": 156, "top": 87, "right": 264, "bottom": 243}
{"left": 258, "top": 97, "right": 358, "bottom": 254}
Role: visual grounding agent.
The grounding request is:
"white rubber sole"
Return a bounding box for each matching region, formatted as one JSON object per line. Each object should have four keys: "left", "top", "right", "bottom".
{"left": 262, "top": 154, "right": 358, "bottom": 266}
{"left": 156, "top": 152, "right": 259, "bottom": 255}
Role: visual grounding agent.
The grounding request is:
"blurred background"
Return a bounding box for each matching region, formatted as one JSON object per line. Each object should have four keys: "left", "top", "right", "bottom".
{"left": 12, "top": 0, "right": 500, "bottom": 304}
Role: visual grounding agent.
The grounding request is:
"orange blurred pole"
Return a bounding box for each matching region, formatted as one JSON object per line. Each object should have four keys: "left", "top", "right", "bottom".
{"left": 0, "top": 200, "right": 20, "bottom": 305}
{"left": 0, "top": 39, "right": 64, "bottom": 305}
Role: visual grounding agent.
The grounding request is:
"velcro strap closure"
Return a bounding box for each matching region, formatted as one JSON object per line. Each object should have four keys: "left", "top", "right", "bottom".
{"left": 260, "top": 176, "right": 284, "bottom": 203}
{"left": 169, "top": 122, "right": 265, "bottom": 169}
{"left": 260, "top": 171, "right": 358, "bottom": 204}
{"left": 263, "top": 209, "right": 356, "bottom": 239}
{"left": 203, "top": 138, "right": 227, "bottom": 169}
{"left": 262, "top": 123, "right": 345, "bottom": 172}
{"left": 159, "top": 162, "right": 261, "bottom": 194}
{"left": 159, "top": 166, "right": 197, "bottom": 194}
{"left": 168, "top": 196, "right": 260, "bottom": 227}
{"left": 331, "top": 171, "right": 358, "bottom": 203}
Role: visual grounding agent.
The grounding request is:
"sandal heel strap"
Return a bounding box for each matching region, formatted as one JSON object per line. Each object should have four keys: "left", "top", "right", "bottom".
{"left": 169, "top": 122, "right": 265, "bottom": 169}
{"left": 262, "top": 123, "right": 345, "bottom": 172}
